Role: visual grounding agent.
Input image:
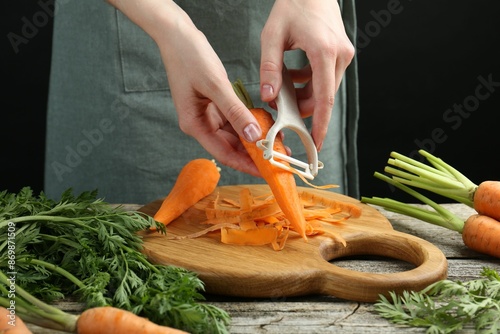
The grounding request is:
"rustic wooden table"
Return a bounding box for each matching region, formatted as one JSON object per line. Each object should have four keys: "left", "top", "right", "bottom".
{"left": 27, "top": 204, "right": 500, "bottom": 334}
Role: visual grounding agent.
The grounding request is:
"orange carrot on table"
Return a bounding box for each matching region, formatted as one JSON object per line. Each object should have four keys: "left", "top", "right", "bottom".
{"left": 383, "top": 149, "right": 500, "bottom": 221}
{"left": 75, "top": 306, "right": 188, "bottom": 334}
{"left": 0, "top": 269, "right": 198, "bottom": 334}
{"left": 233, "top": 80, "right": 308, "bottom": 240}
{"left": 361, "top": 170, "right": 500, "bottom": 258}
{"left": 0, "top": 307, "right": 32, "bottom": 334}
{"left": 471, "top": 180, "right": 500, "bottom": 221}
{"left": 1, "top": 304, "right": 188, "bottom": 334}
{"left": 462, "top": 214, "right": 500, "bottom": 257}
{"left": 153, "top": 158, "right": 221, "bottom": 229}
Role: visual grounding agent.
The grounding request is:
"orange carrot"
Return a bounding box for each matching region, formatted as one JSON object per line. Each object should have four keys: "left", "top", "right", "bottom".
{"left": 240, "top": 107, "right": 308, "bottom": 240}
{"left": 0, "top": 307, "right": 32, "bottom": 334}
{"left": 472, "top": 181, "right": 500, "bottom": 222}
{"left": 75, "top": 306, "right": 188, "bottom": 334}
{"left": 462, "top": 214, "right": 500, "bottom": 258}
{"left": 153, "top": 158, "right": 220, "bottom": 228}
{"left": 233, "top": 80, "right": 308, "bottom": 240}
{"left": 383, "top": 150, "right": 500, "bottom": 221}
{"left": 362, "top": 172, "right": 500, "bottom": 259}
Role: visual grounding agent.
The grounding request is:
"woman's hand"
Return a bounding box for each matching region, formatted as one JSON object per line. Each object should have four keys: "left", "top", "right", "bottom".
{"left": 157, "top": 16, "right": 262, "bottom": 176}
{"left": 260, "top": 0, "right": 355, "bottom": 152}
{"left": 107, "top": 0, "right": 262, "bottom": 176}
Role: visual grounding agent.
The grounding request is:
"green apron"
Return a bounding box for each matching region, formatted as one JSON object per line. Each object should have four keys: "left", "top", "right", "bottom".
{"left": 45, "top": 0, "right": 359, "bottom": 204}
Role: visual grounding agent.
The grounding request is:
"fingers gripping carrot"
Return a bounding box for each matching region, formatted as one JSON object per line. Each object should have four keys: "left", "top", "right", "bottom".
{"left": 153, "top": 159, "right": 221, "bottom": 228}
{"left": 462, "top": 214, "right": 500, "bottom": 258}
{"left": 76, "top": 306, "right": 188, "bottom": 334}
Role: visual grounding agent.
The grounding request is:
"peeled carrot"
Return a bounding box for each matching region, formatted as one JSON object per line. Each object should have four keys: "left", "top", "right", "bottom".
{"left": 233, "top": 80, "right": 308, "bottom": 240}
{"left": 241, "top": 108, "right": 307, "bottom": 240}
{"left": 0, "top": 307, "right": 32, "bottom": 334}
{"left": 75, "top": 306, "right": 188, "bottom": 334}
{"left": 153, "top": 158, "right": 220, "bottom": 228}
{"left": 462, "top": 214, "right": 500, "bottom": 257}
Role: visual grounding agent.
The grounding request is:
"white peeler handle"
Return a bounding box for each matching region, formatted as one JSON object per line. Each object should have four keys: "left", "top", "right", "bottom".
{"left": 257, "top": 64, "right": 323, "bottom": 179}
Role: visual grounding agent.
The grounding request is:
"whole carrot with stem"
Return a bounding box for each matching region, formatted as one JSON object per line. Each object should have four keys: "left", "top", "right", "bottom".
{"left": 233, "top": 80, "right": 308, "bottom": 240}
{"left": 384, "top": 149, "right": 500, "bottom": 221}
{"left": 0, "top": 271, "right": 188, "bottom": 334}
{"left": 362, "top": 172, "right": 500, "bottom": 258}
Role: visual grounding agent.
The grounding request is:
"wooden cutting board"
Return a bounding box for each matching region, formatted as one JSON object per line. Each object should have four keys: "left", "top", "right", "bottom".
{"left": 138, "top": 185, "right": 447, "bottom": 302}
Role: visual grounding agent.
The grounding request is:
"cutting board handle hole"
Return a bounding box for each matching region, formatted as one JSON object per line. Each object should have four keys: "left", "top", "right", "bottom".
{"left": 329, "top": 255, "right": 416, "bottom": 274}
{"left": 319, "top": 233, "right": 430, "bottom": 274}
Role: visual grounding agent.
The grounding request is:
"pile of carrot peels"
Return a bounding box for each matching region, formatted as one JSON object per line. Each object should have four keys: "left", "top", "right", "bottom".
{"left": 167, "top": 187, "right": 361, "bottom": 251}
{"left": 152, "top": 79, "right": 364, "bottom": 251}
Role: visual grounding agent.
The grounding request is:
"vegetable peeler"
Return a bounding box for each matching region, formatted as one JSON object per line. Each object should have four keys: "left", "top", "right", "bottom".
{"left": 256, "top": 64, "right": 324, "bottom": 180}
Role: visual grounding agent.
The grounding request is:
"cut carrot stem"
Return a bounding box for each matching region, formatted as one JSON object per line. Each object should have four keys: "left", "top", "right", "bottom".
{"left": 382, "top": 149, "right": 500, "bottom": 221}
{"left": 362, "top": 153, "right": 500, "bottom": 258}
{"left": 153, "top": 159, "right": 221, "bottom": 229}
{"left": 0, "top": 271, "right": 188, "bottom": 334}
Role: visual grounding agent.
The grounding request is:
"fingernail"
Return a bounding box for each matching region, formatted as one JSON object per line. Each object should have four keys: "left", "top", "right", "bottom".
{"left": 261, "top": 84, "right": 274, "bottom": 101}
{"left": 243, "top": 123, "right": 262, "bottom": 142}
{"left": 317, "top": 141, "right": 323, "bottom": 152}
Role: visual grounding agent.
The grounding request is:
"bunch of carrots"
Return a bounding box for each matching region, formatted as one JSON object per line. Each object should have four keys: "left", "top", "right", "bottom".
{"left": 152, "top": 81, "right": 361, "bottom": 250}
{"left": 361, "top": 149, "right": 500, "bottom": 258}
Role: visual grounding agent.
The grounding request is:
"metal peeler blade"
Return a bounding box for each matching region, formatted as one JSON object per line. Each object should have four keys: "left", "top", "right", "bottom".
{"left": 256, "top": 64, "right": 324, "bottom": 180}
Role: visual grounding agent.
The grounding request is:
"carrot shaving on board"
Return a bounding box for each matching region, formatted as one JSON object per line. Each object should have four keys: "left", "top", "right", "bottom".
{"left": 168, "top": 188, "right": 360, "bottom": 250}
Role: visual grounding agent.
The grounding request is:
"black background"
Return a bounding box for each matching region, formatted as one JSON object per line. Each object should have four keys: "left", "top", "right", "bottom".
{"left": 2, "top": 1, "right": 500, "bottom": 202}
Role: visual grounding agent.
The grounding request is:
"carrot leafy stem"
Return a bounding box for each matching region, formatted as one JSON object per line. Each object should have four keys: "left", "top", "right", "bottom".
{"left": 383, "top": 150, "right": 477, "bottom": 207}
{"left": 361, "top": 172, "right": 465, "bottom": 233}
{"left": 0, "top": 187, "right": 230, "bottom": 333}
{"left": 375, "top": 267, "right": 500, "bottom": 333}
{"left": 233, "top": 79, "right": 255, "bottom": 109}
{"left": 360, "top": 149, "right": 483, "bottom": 233}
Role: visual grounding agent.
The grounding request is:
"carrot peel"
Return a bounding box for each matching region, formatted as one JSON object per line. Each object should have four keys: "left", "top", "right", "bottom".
{"left": 169, "top": 187, "right": 358, "bottom": 250}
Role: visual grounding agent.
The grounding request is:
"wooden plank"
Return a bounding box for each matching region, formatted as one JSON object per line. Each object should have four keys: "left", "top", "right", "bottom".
{"left": 205, "top": 259, "right": 499, "bottom": 334}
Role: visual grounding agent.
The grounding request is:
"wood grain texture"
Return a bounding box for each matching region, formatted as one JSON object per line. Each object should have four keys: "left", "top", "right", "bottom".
{"left": 27, "top": 204, "right": 500, "bottom": 334}
{"left": 139, "top": 185, "right": 448, "bottom": 302}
